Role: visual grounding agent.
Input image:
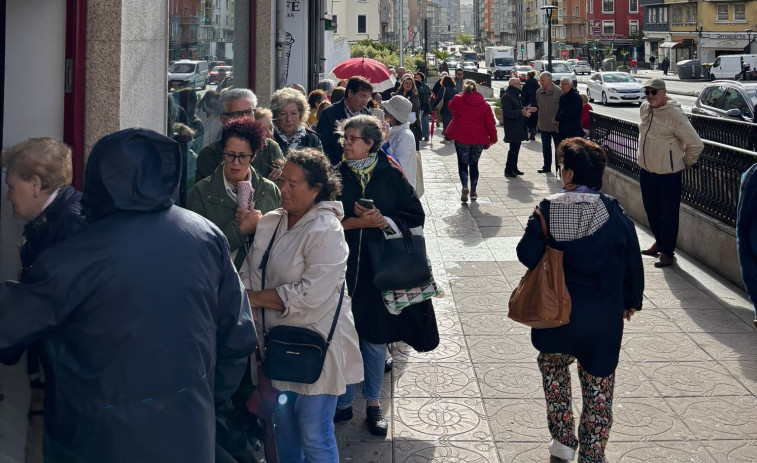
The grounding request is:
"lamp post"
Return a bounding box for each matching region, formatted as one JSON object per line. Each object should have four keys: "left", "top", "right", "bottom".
{"left": 541, "top": 5, "right": 558, "bottom": 71}
{"left": 747, "top": 29, "right": 754, "bottom": 54}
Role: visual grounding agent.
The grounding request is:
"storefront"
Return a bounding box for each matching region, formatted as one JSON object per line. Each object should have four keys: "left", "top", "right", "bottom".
{"left": 698, "top": 34, "right": 751, "bottom": 64}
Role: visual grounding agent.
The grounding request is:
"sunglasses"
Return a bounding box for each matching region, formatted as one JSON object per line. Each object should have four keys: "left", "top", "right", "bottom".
{"left": 644, "top": 90, "right": 659, "bottom": 96}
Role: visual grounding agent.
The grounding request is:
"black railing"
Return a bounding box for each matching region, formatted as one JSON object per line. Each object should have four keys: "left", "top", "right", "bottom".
{"left": 589, "top": 112, "right": 757, "bottom": 226}
{"left": 687, "top": 113, "right": 757, "bottom": 152}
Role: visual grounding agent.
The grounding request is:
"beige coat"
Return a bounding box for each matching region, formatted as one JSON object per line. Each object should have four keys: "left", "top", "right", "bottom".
{"left": 240, "top": 201, "right": 363, "bottom": 396}
{"left": 637, "top": 98, "right": 704, "bottom": 174}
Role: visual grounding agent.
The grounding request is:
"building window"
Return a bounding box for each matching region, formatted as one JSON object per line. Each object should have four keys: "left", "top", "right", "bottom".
{"left": 573, "top": 6, "right": 579, "bottom": 17}
{"left": 685, "top": 5, "right": 696, "bottom": 24}
{"left": 648, "top": 8, "right": 653, "bottom": 23}
{"left": 734, "top": 3, "right": 746, "bottom": 21}
{"left": 662, "top": 7, "right": 667, "bottom": 23}
{"left": 716, "top": 4, "right": 728, "bottom": 22}
{"left": 629, "top": 0, "right": 638, "bottom": 13}
{"left": 629, "top": 20, "right": 638, "bottom": 34}
{"left": 602, "top": 20, "right": 614, "bottom": 34}
{"left": 603, "top": 0, "right": 614, "bottom": 13}
{"left": 358, "top": 14, "right": 366, "bottom": 33}
{"left": 588, "top": 0, "right": 593, "bottom": 14}
{"left": 671, "top": 6, "right": 683, "bottom": 26}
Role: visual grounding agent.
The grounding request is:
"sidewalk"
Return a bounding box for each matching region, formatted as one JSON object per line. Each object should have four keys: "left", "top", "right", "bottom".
{"left": 335, "top": 136, "right": 757, "bottom": 462}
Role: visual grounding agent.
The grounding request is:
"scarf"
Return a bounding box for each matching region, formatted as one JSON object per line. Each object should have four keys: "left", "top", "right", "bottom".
{"left": 275, "top": 125, "right": 306, "bottom": 151}
{"left": 343, "top": 152, "right": 379, "bottom": 191}
{"left": 562, "top": 184, "right": 600, "bottom": 194}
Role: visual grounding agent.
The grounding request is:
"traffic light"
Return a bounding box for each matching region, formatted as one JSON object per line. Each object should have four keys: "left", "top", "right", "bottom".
{"left": 593, "top": 45, "right": 597, "bottom": 50}
{"left": 521, "top": 45, "right": 524, "bottom": 54}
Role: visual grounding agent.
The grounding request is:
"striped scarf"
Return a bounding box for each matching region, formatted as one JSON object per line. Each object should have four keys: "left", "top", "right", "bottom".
{"left": 343, "top": 152, "right": 379, "bottom": 191}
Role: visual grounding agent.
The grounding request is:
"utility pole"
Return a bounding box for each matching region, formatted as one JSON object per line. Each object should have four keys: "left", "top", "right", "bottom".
{"left": 399, "top": 0, "right": 405, "bottom": 67}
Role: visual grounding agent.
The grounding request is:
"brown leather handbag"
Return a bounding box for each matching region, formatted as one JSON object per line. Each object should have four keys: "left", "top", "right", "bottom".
{"left": 508, "top": 207, "right": 571, "bottom": 329}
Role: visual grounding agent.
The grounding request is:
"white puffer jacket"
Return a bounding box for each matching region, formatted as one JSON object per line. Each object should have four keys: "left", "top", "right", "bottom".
{"left": 637, "top": 98, "right": 704, "bottom": 174}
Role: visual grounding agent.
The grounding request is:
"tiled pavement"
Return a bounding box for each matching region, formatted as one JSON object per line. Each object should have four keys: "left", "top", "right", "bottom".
{"left": 335, "top": 136, "right": 757, "bottom": 462}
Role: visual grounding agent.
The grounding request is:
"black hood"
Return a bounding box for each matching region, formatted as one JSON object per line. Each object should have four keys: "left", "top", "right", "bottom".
{"left": 82, "top": 128, "right": 181, "bottom": 221}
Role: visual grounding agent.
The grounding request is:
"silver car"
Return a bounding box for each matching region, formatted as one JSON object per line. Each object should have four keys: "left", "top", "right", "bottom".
{"left": 531, "top": 60, "right": 577, "bottom": 86}
{"left": 586, "top": 72, "right": 645, "bottom": 105}
{"left": 692, "top": 81, "right": 756, "bottom": 121}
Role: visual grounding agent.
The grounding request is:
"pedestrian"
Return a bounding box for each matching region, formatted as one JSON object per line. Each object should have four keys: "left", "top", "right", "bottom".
{"left": 631, "top": 58, "right": 637, "bottom": 74}
{"left": 454, "top": 67, "right": 464, "bottom": 92}
{"left": 534, "top": 71, "right": 562, "bottom": 173}
{"left": 270, "top": 87, "right": 323, "bottom": 155}
{"left": 500, "top": 77, "right": 532, "bottom": 179}
{"left": 0, "top": 128, "right": 258, "bottom": 463}
{"left": 522, "top": 70, "right": 540, "bottom": 141}
{"left": 516, "top": 137, "right": 644, "bottom": 463}
{"left": 382, "top": 66, "right": 405, "bottom": 100}
{"left": 737, "top": 163, "right": 757, "bottom": 327}
{"left": 430, "top": 75, "right": 459, "bottom": 143}
{"left": 394, "top": 73, "right": 422, "bottom": 150}
{"left": 445, "top": 79, "right": 498, "bottom": 201}
{"left": 1, "top": 138, "right": 87, "bottom": 463}
{"left": 254, "top": 107, "right": 275, "bottom": 140}
{"left": 316, "top": 76, "right": 373, "bottom": 165}
{"left": 196, "top": 88, "right": 285, "bottom": 181}
{"left": 307, "top": 89, "right": 328, "bottom": 127}
{"left": 383, "top": 95, "right": 419, "bottom": 189}
{"left": 315, "top": 78, "right": 335, "bottom": 100}
{"left": 637, "top": 78, "right": 704, "bottom": 267}
{"left": 649, "top": 55, "right": 656, "bottom": 71}
{"left": 580, "top": 93, "right": 593, "bottom": 136}
{"left": 334, "top": 115, "right": 438, "bottom": 436}
{"left": 737, "top": 59, "right": 751, "bottom": 81}
{"left": 662, "top": 57, "right": 670, "bottom": 75}
{"left": 554, "top": 76, "right": 584, "bottom": 143}
{"left": 187, "top": 117, "right": 282, "bottom": 270}
{"left": 415, "top": 71, "right": 432, "bottom": 142}
{"left": 240, "top": 148, "right": 363, "bottom": 463}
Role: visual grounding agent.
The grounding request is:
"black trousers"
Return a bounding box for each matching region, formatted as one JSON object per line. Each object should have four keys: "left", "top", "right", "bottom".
{"left": 505, "top": 142, "right": 522, "bottom": 171}
{"left": 639, "top": 169, "right": 683, "bottom": 256}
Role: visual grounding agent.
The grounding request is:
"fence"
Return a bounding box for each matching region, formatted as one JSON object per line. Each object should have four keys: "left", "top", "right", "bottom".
{"left": 589, "top": 112, "right": 757, "bottom": 226}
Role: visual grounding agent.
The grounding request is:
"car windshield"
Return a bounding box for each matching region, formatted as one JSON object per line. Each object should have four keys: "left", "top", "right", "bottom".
{"left": 494, "top": 58, "right": 515, "bottom": 66}
{"left": 170, "top": 63, "right": 195, "bottom": 73}
{"left": 548, "top": 63, "right": 571, "bottom": 73}
{"left": 603, "top": 73, "right": 636, "bottom": 83}
{"left": 746, "top": 88, "right": 757, "bottom": 106}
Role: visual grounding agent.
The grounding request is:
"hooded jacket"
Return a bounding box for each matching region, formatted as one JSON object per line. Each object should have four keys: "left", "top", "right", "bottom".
{"left": 0, "top": 128, "right": 257, "bottom": 463}
{"left": 445, "top": 91, "right": 498, "bottom": 146}
{"left": 637, "top": 98, "right": 704, "bottom": 174}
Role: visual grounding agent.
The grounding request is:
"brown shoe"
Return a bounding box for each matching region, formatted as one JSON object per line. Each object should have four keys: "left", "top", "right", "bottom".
{"left": 461, "top": 188, "right": 469, "bottom": 202}
{"left": 654, "top": 253, "right": 676, "bottom": 268}
{"left": 641, "top": 243, "right": 660, "bottom": 256}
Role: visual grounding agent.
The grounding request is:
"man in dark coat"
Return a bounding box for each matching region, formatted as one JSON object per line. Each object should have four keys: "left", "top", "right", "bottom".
{"left": 521, "top": 70, "right": 540, "bottom": 140}
{"left": 737, "top": 163, "right": 757, "bottom": 327}
{"left": 554, "top": 77, "right": 584, "bottom": 144}
{"left": 316, "top": 76, "right": 373, "bottom": 164}
{"left": 0, "top": 128, "right": 257, "bottom": 463}
{"left": 501, "top": 77, "right": 532, "bottom": 177}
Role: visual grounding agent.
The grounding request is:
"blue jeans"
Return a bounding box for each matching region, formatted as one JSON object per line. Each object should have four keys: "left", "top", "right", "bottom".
{"left": 540, "top": 131, "right": 559, "bottom": 169}
{"left": 337, "top": 338, "right": 386, "bottom": 407}
{"left": 421, "top": 111, "right": 430, "bottom": 139}
{"left": 274, "top": 392, "right": 339, "bottom": 463}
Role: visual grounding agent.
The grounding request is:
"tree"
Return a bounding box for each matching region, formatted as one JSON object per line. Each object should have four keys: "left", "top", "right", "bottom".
{"left": 457, "top": 34, "right": 473, "bottom": 46}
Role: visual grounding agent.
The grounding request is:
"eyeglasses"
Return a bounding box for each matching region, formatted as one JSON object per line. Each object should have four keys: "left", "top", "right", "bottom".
{"left": 340, "top": 135, "right": 365, "bottom": 145}
{"left": 644, "top": 90, "right": 658, "bottom": 96}
{"left": 221, "top": 109, "right": 254, "bottom": 118}
{"left": 222, "top": 153, "right": 254, "bottom": 164}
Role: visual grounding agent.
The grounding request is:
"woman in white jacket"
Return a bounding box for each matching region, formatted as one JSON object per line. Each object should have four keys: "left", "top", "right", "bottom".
{"left": 241, "top": 148, "right": 363, "bottom": 463}
{"left": 382, "top": 95, "right": 418, "bottom": 190}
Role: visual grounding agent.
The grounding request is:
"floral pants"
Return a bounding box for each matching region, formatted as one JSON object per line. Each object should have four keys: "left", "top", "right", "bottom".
{"left": 454, "top": 142, "right": 484, "bottom": 192}
{"left": 537, "top": 353, "right": 615, "bottom": 463}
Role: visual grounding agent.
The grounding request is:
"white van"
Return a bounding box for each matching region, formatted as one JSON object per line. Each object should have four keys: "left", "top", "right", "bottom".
{"left": 168, "top": 60, "right": 210, "bottom": 90}
{"left": 709, "top": 54, "right": 757, "bottom": 80}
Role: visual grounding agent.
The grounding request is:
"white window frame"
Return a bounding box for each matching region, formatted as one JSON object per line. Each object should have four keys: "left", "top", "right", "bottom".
{"left": 716, "top": 4, "right": 729, "bottom": 22}
{"left": 662, "top": 7, "right": 667, "bottom": 23}
{"left": 588, "top": 0, "right": 593, "bottom": 14}
{"left": 629, "top": 0, "right": 638, "bottom": 13}
{"left": 602, "top": 20, "right": 615, "bottom": 34}
{"left": 629, "top": 20, "right": 639, "bottom": 34}
{"left": 648, "top": 8, "right": 653, "bottom": 23}
{"left": 357, "top": 14, "right": 367, "bottom": 34}
{"left": 734, "top": 3, "right": 746, "bottom": 22}
{"left": 602, "top": 0, "right": 614, "bottom": 14}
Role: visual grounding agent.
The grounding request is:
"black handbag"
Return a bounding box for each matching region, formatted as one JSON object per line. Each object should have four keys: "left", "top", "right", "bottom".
{"left": 366, "top": 220, "right": 431, "bottom": 291}
{"left": 259, "top": 217, "right": 345, "bottom": 384}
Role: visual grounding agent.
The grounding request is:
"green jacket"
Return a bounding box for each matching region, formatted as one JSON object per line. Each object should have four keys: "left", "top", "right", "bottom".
{"left": 186, "top": 164, "right": 281, "bottom": 268}
{"left": 195, "top": 138, "right": 285, "bottom": 182}
{"left": 417, "top": 82, "right": 432, "bottom": 112}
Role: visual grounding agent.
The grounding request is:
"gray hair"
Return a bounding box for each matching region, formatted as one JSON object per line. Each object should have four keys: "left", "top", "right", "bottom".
{"left": 270, "top": 87, "right": 310, "bottom": 123}
{"left": 508, "top": 77, "right": 521, "bottom": 86}
{"left": 539, "top": 71, "right": 553, "bottom": 81}
{"left": 560, "top": 76, "right": 573, "bottom": 86}
{"left": 336, "top": 115, "right": 384, "bottom": 154}
{"left": 315, "top": 79, "right": 335, "bottom": 96}
{"left": 219, "top": 88, "right": 258, "bottom": 113}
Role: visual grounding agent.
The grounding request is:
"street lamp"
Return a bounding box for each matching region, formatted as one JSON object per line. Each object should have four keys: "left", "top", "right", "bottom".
{"left": 541, "top": 5, "right": 558, "bottom": 71}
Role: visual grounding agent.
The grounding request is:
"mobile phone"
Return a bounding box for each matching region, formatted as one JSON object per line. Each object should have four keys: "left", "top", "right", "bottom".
{"left": 357, "top": 198, "right": 375, "bottom": 209}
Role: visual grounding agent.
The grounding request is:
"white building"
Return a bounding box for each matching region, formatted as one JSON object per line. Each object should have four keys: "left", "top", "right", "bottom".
{"left": 333, "top": 0, "right": 382, "bottom": 42}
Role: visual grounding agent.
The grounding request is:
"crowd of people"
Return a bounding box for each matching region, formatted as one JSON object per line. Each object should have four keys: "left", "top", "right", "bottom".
{"left": 1, "top": 60, "right": 752, "bottom": 463}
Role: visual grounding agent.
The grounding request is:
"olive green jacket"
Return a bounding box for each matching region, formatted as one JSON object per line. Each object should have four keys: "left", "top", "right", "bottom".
{"left": 186, "top": 164, "right": 281, "bottom": 268}
{"left": 195, "top": 138, "right": 285, "bottom": 182}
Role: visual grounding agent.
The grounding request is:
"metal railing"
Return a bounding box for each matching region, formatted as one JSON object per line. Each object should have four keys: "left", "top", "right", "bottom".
{"left": 687, "top": 113, "right": 757, "bottom": 152}
{"left": 589, "top": 112, "right": 757, "bottom": 226}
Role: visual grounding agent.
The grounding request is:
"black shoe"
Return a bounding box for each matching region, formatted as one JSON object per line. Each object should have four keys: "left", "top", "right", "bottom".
{"left": 505, "top": 170, "right": 517, "bottom": 178}
{"left": 537, "top": 167, "right": 551, "bottom": 173}
{"left": 529, "top": 136, "right": 536, "bottom": 141}
{"left": 514, "top": 169, "right": 524, "bottom": 175}
{"left": 385, "top": 357, "right": 393, "bottom": 372}
{"left": 366, "top": 406, "right": 388, "bottom": 436}
{"left": 334, "top": 406, "right": 353, "bottom": 423}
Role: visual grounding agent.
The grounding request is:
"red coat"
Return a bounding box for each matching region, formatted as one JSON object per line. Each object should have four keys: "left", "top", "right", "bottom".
{"left": 445, "top": 91, "right": 498, "bottom": 147}
{"left": 581, "top": 103, "right": 593, "bottom": 130}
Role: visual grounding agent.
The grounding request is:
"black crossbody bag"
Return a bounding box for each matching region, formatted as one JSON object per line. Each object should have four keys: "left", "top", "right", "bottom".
{"left": 259, "top": 217, "right": 345, "bottom": 384}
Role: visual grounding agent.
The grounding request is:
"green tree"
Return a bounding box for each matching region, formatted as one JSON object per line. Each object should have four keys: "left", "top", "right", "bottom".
{"left": 457, "top": 34, "right": 473, "bottom": 46}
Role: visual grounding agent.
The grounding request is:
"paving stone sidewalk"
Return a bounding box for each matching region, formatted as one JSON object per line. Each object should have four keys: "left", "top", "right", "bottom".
{"left": 335, "top": 136, "right": 757, "bottom": 462}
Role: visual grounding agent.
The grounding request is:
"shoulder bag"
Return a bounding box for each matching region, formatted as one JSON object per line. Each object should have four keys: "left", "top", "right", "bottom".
{"left": 433, "top": 88, "right": 446, "bottom": 112}
{"left": 367, "top": 219, "right": 432, "bottom": 291}
{"left": 259, "top": 217, "right": 346, "bottom": 384}
{"left": 508, "top": 207, "right": 571, "bottom": 329}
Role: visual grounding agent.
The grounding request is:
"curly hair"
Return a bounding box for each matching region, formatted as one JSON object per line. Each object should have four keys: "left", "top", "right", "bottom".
{"left": 270, "top": 87, "right": 310, "bottom": 123}
{"left": 285, "top": 148, "right": 342, "bottom": 202}
{"left": 557, "top": 137, "right": 607, "bottom": 190}
{"left": 221, "top": 117, "right": 266, "bottom": 154}
{"left": 2, "top": 138, "right": 72, "bottom": 191}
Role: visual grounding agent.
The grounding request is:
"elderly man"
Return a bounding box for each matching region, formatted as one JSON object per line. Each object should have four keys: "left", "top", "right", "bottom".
{"left": 553, "top": 76, "right": 584, "bottom": 144}
{"left": 501, "top": 77, "right": 534, "bottom": 177}
{"left": 316, "top": 76, "right": 373, "bottom": 165}
{"left": 195, "top": 88, "right": 285, "bottom": 181}
{"left": 0, "top": 128, "right": 257, "bottom": 462}
{"left": 382, "top": 66, "right": 406, "bottom": 100}
{"left": 638, "top": 78, "right": 704, "bottom": 267}
{"left": 534, "top": 71, "right": 562, "bottom": 173}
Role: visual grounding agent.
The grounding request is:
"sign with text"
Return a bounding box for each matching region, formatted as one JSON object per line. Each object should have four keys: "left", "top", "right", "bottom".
{"left": 285, "top": 0, "right": 308, "bottom": 86}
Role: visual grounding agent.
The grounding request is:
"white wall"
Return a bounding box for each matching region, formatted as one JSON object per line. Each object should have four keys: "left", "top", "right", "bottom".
{"left": 334, "top": 0, "right": 380, "bottom": 42}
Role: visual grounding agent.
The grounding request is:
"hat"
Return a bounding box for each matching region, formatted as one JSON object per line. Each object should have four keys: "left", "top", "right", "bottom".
{"left": 383, "top": 96, "right": 412, "bottom": 124}
{"left": 642, "top": 78, "right": 666, "bottom": 90}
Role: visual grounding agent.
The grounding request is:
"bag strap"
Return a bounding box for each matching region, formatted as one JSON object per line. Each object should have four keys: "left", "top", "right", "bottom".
{"left": 326, "top": 283, "right": 346, "bottom": 344}
{"left": 533, "top": 207, "right": 549, "bottom": 242}
{"left": 260, "top": 216, "right": 284, "bottom": 335}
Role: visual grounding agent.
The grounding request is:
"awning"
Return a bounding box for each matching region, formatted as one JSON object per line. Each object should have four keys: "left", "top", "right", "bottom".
{"left": 699, "top": 38, "right": 749, "bottom": 50}
{"left": 659, "top": 41, "right": 684, "bottom": 49}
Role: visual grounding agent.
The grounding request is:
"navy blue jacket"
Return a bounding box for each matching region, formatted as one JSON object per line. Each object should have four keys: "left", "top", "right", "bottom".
{"left": 315, "top": 100, "right": 370, "bottom": 165}
{"left": 737, "top": 163, "right": 757, "bottom": 310}
{"left": 0, "top": 129, "right": 257, "bottom": 463}
{"left": 517, "top": 193, "right": 644, "bottom": 377}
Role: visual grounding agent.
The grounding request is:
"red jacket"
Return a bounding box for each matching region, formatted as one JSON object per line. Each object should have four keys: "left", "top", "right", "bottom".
{"left": 445, "top": 91, "right": 498, "bottom": 147}
{"left": 581, "top": 103, "right": 593, "bottom": 130}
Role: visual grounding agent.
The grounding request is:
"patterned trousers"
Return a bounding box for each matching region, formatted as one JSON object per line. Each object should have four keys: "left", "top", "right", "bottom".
{"left": 537, "top": 353, "right": 615, "bottom": 463}
{"left": 454, "top": 142, "right": 484, "bottom": 192}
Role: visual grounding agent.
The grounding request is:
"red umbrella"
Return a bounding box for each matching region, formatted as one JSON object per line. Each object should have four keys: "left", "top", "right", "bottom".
{"left": 327, "top": 57, "right": 396, "bottom": 92}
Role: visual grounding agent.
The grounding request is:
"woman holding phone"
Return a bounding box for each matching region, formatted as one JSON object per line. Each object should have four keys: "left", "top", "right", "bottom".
{"left": 333, "top": 115, "right": 438, "bottom": 436}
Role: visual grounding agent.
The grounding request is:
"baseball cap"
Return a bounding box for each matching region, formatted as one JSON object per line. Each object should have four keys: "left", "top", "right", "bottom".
{"left": 642, "top": 78, "right": 666, "bottom": 90}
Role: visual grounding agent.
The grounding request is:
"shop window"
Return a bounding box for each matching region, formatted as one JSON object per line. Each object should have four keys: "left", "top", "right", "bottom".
{"left": 734, "top": 3, "right": 746, "bottom": 21}
{"left": 602, "top": 20, "right": 614, "bottom": 34}
{"left": 716, "top": 4, "right": 728, "bottom": 22}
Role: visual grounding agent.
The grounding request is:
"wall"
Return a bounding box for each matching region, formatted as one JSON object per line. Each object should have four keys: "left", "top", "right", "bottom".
{"left": 335, "top": 0, "right": 380, "bottom": 41}
{"left": 324, "top": 34, "right": 352, "bottom": 77}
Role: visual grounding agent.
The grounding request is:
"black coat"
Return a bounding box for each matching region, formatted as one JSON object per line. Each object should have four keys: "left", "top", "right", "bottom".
{"left": 555, "top": 87, "right": 584, "bottom": 138}
{"left": 273, "top": 127, "right": 323, "bottom": 155}
{"left": 338, "top": 152, "right": 438, "bottom": 351}
{"left": 0, "top": 129, "right": 257, "bottom": 463}
{"left": 430, "top": 85, "right": 458, "bottom": 117}
{"left": 315, "top": 100, "right": 371, "bottom": 165}
{"left": 521, "top": 77, "right": 539, "bottom": 109}
{"left": 501, "top": 85, "right": 527, "bottom": 143}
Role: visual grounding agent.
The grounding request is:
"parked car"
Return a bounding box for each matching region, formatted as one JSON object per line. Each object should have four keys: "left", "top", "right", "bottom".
{"left": 708, "top": 54, "right": 757, "bottom": 81}
{"left": 531, "top": 60, "right": 576, "bottom": 86}
{"left": 209, "top": 65, "right": 233, "bottom": 84}
{"left": 445, "top": 57, "right": 459, "bottom": 69}
{"left": 513, "top": 65, "right": 534, "bottom": 81}
{"left": 570, "top": 60, "right": 592, "bottom": 75}
{"left": 168, "top": 60, "right": 209, "bottom": 90}
{"left": 586, "top": 72, "right": 645, "bottom": 105}
{"left": 462, "top": 61, "right": 478, "bottom": 72}
{"left": 692, "top": 80, "right": 757, "bottom": 121}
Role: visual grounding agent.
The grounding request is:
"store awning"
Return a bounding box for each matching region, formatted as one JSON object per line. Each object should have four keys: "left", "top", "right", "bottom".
{"left": 659, "top": 41, "right": 684, "bottom": 49}
{"left": 700, "top": 38, "right": 749, "bottom": 50}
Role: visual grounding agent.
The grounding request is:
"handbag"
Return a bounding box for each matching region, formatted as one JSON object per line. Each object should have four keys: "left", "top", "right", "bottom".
{"left": 258, "top": 217, "right": 346, "bottom": 384}
{"left": 366, "top": 220, "right": 432, "bottom": 291}
{"left": 433, "top": 88, "right": 446, "bottom": 111}
{"left": 508, "top": 207, "right": 571, "bottom": 329}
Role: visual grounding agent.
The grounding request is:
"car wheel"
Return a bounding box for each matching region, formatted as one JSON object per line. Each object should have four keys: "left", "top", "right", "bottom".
{"left": 601, "top": 92, "right": 608, "bottom": 105}
{"left": 587, "top": 88, "right": 593, "bottom": 102}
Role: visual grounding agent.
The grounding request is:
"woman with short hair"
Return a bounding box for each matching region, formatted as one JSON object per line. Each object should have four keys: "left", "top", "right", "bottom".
{"left": 307, "top": 89, "right": 328, "bottom": 127}
{"left": 270, "top": 87, "right": 323, "bottom": 155}
{"left": 393, "top": 74, "right": 422, "bottom": 150}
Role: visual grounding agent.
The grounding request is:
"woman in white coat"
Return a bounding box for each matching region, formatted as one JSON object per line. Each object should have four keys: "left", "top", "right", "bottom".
{"left": 383, "top": 95, "right": 418, "bottom": 190}
{"left": 241, "top": 148, "right": 363, "bottom": 463}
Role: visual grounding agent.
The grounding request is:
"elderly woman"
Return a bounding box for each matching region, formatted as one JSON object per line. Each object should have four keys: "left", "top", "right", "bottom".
{"left": 516, "top": 138, "right": 644, "bottom": 463}
{"left": 187, "top": 117, "right": 281, "bottom": 270}
{"left": 270, "top": 87, "right": 323, "bottom": 155}
{"left": 241, "top": 148, "right": 362, "bottom": 463}
{"left": 2, "top": 137, "right": 87, "bottom": 461}
{"left": 383, "top": 95, "right": 418, "bottom": 189}
{"left": 333, "top": 115, "right": 438, "bottom": 436}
